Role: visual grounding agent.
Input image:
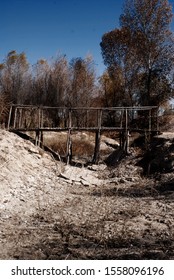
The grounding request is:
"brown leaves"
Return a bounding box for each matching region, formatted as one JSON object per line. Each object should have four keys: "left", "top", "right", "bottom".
{"left": 100, "top": 0, "right": 174, "bottom": 107}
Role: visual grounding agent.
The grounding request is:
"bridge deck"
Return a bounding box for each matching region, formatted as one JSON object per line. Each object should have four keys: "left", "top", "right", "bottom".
{"left": 9, "top": 127, "right": 159, "bottom": 133}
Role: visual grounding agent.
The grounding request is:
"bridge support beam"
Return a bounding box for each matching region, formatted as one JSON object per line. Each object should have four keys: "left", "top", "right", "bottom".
{"left": 66, "top": 109, "right": 72, "bottom": 164}
{"left": 92, "top": 109, "right": 102, "bottom": 164}
{"left": 92, "top": 130, "right": 101, "bottom": 164}
{"left": 66, "top": 130, "right": 72, "bottom": 164}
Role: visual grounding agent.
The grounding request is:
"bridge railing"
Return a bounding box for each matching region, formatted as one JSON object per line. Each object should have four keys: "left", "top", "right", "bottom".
{"left": 7, "top": 105, "right": 159, "bottom": 132}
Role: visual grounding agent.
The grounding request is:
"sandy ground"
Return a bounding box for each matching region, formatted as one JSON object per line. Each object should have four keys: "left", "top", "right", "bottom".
{"left": 0, "top": 129, "right": 174, "bottom": 259}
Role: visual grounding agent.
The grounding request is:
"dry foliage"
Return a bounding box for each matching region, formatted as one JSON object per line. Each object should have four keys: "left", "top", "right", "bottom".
{"left": 0, "top": 94, "right": 10, "bottom": 127}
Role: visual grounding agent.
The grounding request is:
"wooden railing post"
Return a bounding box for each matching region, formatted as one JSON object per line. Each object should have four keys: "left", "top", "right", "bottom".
{"left": 13, "top": 106, "right": 18, "bottom": 129}
{"left": 35, "top": 107, "right": 41, "bottom": 146}
{"left": 7, "top": 105, "right": 13, "bottom": 130}
{"left": 92, "top": 109, "right": 102, "bottom": 164}
{"left": 66, "top": 108, "right": 72, "bottom": 164}
{"left": 122, "top": 108, "right": 129, "bottom": 154}
{"left": 19, "top": 108, "right": 23, "bottom": 128}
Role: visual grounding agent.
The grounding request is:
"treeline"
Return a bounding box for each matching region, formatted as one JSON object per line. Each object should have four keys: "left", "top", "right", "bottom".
{"left": 100, "top": 0, "right": 174, "bottom": 108}
{"left": 0, "top": 0, "right": 174, "bottom": 127}
{"left": 0, "top": 51, "right": 100, "bottom": 107}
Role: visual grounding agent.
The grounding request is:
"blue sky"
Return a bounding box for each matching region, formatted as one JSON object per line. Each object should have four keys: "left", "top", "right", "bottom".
{"left": 0, "top": 0, "right": 124, "bottom": 75}
{"left": 1, "top": 0, "right": 174, "bottom": 76}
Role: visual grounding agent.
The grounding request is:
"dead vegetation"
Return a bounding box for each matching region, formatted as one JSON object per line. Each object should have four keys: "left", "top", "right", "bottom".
{"left": 0, "top": 94, "right": 10, "bottom": 127}
{"left": 42, "top": 131, "right": 117, "bottom": 163}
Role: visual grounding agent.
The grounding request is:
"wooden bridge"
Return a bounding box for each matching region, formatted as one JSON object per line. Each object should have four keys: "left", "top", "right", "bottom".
{"left": 7, "top": 104, "right": 159, "bottom": 164}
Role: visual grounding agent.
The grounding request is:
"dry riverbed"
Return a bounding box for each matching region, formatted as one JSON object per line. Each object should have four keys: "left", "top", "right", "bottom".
{"left": 0, "top": 129, "right": 174, "bottom": 259}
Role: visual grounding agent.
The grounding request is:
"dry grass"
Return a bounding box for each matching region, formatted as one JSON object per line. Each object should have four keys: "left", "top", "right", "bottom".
{"left": 42, "top": 131, "right": 118, "bottom": 165}
{"left": 43, "top": 132, "right": 96, "bottom": 160}
{"left": 44, "top": 132, "right": 67, "bottom": 156}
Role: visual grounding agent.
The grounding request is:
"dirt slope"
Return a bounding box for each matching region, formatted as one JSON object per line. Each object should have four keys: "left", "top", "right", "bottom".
{"left": 0, "top": 129, "right": 174, "bottom": 260}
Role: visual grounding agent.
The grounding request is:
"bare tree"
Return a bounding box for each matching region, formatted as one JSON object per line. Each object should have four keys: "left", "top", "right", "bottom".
{"left": 68, "top": 55, "right": 96, "bottom": 107}
{"left": 31, "top": 59, "right": 51, "bottom": 105}
{"left": 48, "top": 55, "right": 70, "bottom": 107}
{"left": 67, "top": 55, "right": 97, "bottom": 126}
{"left": 0, "top": 50, "right": 30, "bottom": 104}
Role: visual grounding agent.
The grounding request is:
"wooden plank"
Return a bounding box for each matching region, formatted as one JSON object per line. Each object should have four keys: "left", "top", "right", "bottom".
{"left": 9, "top": 104, "right": 158, "bottom": 111}
{"left": 9, "top": 127, "right": 160, "bottom": 133}
{"left": 125, "top": 108, "right": 129, "bottom": 153}
{"left": 7, "top": 105, "right": 12, "bottom": 130}
{"left": 18, "top": 108, "right": 23, "bottom": 128}
{"left": 66, "top": 109, "right": 72, "bottom": 164}
{"left": 92, "top": 130, "right": 101, "bottom": 164}
{"left": 13, "top": 107, "right": 17, "bottom": 129}
{"left": 92, "top": 109, "right": 102, "bottom": 164}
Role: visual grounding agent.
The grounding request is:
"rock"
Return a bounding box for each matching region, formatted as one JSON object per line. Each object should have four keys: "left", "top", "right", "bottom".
{"left": 88, "top": 164, "right": 106, "bottom": 171}
{"left": 59, "top": 165, "right": 103, "bottom": 186}
{"left": 80, "top": 176, "right": 102, "bottom": 186}
{"left": 105, "top": 149, "right": 126, "bottom": 167}
{"left": 80, "top": 179, "right": 90, "bottom": 186}
{"left": 102, "top": 136, "right": 120, "bottom": 148}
